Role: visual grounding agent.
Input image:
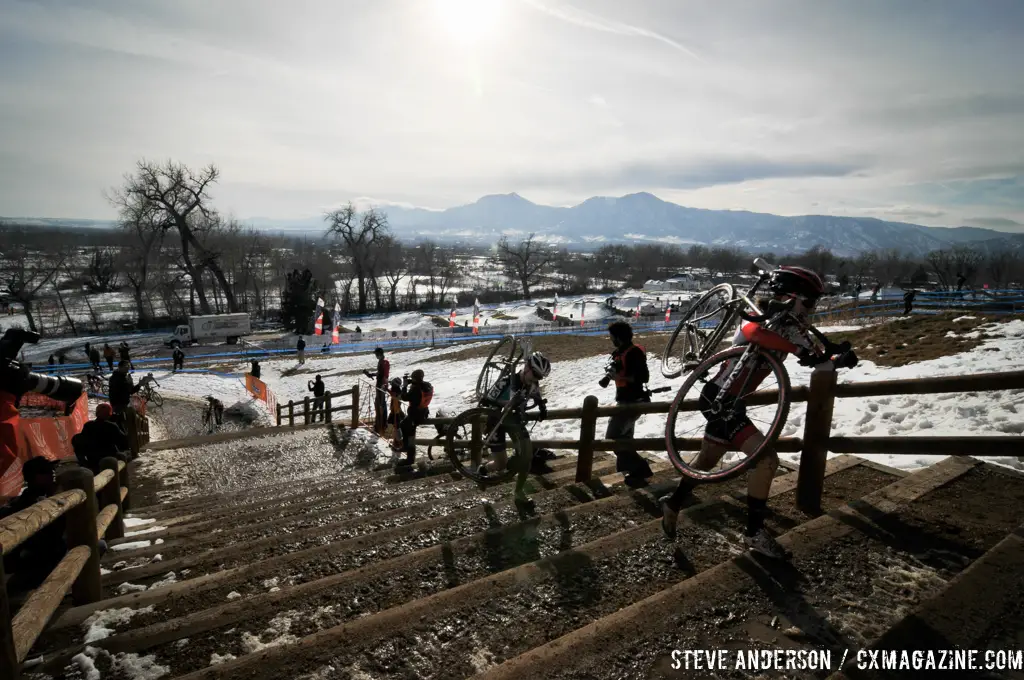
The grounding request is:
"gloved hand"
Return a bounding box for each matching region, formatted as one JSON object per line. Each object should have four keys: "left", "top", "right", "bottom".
{"left": 536, "top": 400, "right": 547, "bottom": 421}
{"left": 797, "top": 347, "right": 822, "bottom": 367}
{"left": 834, "top": 349, "right": 859, "bottom": 369}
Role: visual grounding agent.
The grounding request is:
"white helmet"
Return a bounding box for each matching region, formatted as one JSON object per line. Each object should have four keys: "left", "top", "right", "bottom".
{"left": 526, "top": 352, "right": 551, "bottom": 378}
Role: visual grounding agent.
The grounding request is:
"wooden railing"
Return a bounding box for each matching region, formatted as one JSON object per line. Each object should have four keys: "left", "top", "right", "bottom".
{"left": 274, "top": 386, "right": 360, "bottom": 429}
{"left": 0, "top": 458, "right": 131, "bottom": 678}
{"left": 419, "top": 369, "right": 1024, "bottom": 509}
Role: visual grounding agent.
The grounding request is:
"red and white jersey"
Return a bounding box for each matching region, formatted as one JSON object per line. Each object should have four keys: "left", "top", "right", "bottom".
{"left": 711, "top": 318, "right": 816, "bottom": 394}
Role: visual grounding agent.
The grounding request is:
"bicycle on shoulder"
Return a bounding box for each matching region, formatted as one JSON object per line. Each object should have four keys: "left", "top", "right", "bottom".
{"left": 445, "top": 352, "right": 550, "bottom": 486}
{"left": 85, "top": 371, "right": 104, "bottom": 395}
{"left": 662, "top": 257, "right": 783, "bottom": 379}
{"left": 664, "top": 264, "right": 858, "bottom": 484}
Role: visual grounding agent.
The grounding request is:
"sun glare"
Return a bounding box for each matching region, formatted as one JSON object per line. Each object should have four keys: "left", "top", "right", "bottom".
{"left": 434, "top": 0, "right": 502, "bottom": 46}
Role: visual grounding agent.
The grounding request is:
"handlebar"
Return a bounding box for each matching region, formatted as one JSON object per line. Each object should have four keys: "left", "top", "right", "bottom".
{"left": 738, "top": 298, "right": 795, "bottom": 324}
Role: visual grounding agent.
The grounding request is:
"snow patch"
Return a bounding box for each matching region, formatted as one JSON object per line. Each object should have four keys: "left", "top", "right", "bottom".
{"left": 124, "top": 525, "right": 168, "bottom": 537}
{"left": 123, "top": 517, "right": 156, "bottom": 528}
{"left": 83, "top": 606, "right": 155, "bottom": 643}
{"left": 112, "top": 540, "right": 152, "bottom": 551}
{"left": 226, "top": 591, "right": 242, "bottom": 600}
{"left": 210, "top": 652, "right": 237, "bottom": 666}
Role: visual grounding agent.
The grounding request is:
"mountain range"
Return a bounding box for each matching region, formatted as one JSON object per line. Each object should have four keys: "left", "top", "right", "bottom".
{"left": 243, "top": 192, "right": 1024, "bottom": 257}
{"left": 7, "top": 192, "right": 1023, "bottom": 256}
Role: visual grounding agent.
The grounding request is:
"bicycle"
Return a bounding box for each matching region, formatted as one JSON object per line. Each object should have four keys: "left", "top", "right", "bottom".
{"left": 444, "top": 389, "right": 545, "bottom": 485}
{"left": 201, "top": 396, "right": 223, "bottom": 434}
{"left": 661, "top": 257, "right": 775, "bottom": 379}
{"left": 85, "top": 373, "right": 104, "bottom": 395}
{"left": 664, "top": 301, "right": 857, "bottom": 483}
{"left": 139, "top": 382, "right": 163, "bottom": 408}
{"left": 475, "top": 335, "right": 525, "bottom": 401}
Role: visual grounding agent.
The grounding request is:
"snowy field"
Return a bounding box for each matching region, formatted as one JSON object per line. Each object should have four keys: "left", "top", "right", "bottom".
{"left": 144, "top": 317, "right": 1024, "bottom": 476}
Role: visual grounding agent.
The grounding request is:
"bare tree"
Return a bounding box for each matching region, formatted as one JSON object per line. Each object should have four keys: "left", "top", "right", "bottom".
{"left": 116, "top": 198, "right": 167, "bottom": 324}
{"left": 109, "top": 160, "right": 236, "bottom": 314}
{"left": 0, "top": 243, "right": 69, "bottom": 332}
{"left": 378, "top": 236, "right": 408, "bottom": 311}
{"left": 927, "top": 246, "right": 983, "bottom": 290}
{"left": 496, "top": 234, "right": 552, "bottom": 299}
{"left": 874, "top": 249, "right": 916, "bottom": 287}
{"left": 983, "top": 250, "right": 1021, "bottom": 290}
{"left": 324, "top": 204, "right": 390, "bottom": 314}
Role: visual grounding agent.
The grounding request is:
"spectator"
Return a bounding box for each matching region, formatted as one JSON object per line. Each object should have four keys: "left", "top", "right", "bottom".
{"left": 172, "top": 347, "right": 185, "bottom": 372}
{"left": 956, "top": 273, "right": 967, "bottom": 292}
{"left": 296, "top": 336, "right": 306, "bottom": 365}
{"left": 355, "top": 325, "right": 362, "bottom": 334}
{"left": 0, "top": 457, "right": 70, "bottom": 591}
{"left": 321, "top": 342, "right": 330, "bottom": 353}
{"left": 307, "top": 374, "right": 326, "bottom": 422}
{"left": 387, "top": 377, "right": 404, "bottom": 435}
{"left": 88, "top": 345, "right": 101, "bottom": 371}
{"left": 108, "top": 360, "right": 141, "bottom": 415}
{"left": 72, "top": 403, "right": 130, "bottom": 473}
{"left": 398, "top": 369, "right": 433, "bottom": 469}
{"left": 363, "top": 347, "right": 390, "bottom": 435}
{"left": 48, "top": 354, "right": 56, "bottom": 366}
{"left": 118, "top": 342, "right": 133, "bottom": 370}
{"left": 250, "top": 359, "right": 261, "bottom": 380}
{"left": 903, "top": 289, "right": 917, "bottom": 316}
{"left": 57, "top": 351, "right": 66, "bottom": 366}
{"left": 604, "top": 321, "right": 654, "bottom": 488}
{"left": 103, "top": 343, "right": 116, "bottom": 371}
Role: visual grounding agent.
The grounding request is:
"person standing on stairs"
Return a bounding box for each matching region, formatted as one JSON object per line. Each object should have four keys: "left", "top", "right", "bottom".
{"left": 658, "top": 265, "right": 850, "bottom": 560}
{"left": 363, "top": 347, "right": 390, "bottom": 435}
{"left": 603, "top": 321, "right": 654, "bottom": 488}
{"left": 397, "top": 369, "right": 432, "bottom": 470}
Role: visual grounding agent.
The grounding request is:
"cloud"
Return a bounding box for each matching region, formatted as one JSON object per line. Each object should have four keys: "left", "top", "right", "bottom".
{"left": 519, "top": 0, "right": 703, "bottom": 62}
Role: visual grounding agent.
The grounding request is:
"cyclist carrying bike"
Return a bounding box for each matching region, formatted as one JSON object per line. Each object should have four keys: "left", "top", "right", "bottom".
{"left": 204, "top": 395, "right": 225, "bottom": 429}
{"left": 478, "top": 351, "right": 550, "bottom": 505}
{"left": 660, "top": 265, "right": 856, "bottom": 559}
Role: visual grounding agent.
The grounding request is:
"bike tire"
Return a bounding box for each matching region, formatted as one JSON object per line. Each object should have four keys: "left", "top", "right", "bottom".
{"left": 150, "top": 390, "right": 163, "bottom": 408}
{"left": 475, "top": 335, "right": 521, "bottom": 401}
{"left": 664, "top": 346, "right": 791, "bottom": 483}
{"left": 427, "top": 432, "right": 462, "bottom": 461}
{"left": 661, "top": 283, "right": 736, "bottom": 379}
{"left": 445, "top": 407, "right": 528, "bottom": 485}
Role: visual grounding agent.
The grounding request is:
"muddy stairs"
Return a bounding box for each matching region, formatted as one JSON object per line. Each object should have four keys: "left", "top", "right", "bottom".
{"left": 21, "top": 451, "right": 1024, "bottom": 680}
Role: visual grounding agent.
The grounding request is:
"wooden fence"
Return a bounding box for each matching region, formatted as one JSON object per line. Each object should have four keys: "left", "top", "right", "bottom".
{"left": 274, "top": 386, "right": 360, "bottom": 429}
{"left": 0, "top": 458, "right": 131, "bottom": 678}
{"left": 416, "top": 368, "right": 1024, "bottom": 510}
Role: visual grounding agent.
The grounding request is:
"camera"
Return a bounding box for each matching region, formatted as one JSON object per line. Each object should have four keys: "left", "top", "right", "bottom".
{"left": 597, "top": 359, "right": 620, "bottom": 389}
{"left": 0, "top": 329, "right": 84, "bottom": 408}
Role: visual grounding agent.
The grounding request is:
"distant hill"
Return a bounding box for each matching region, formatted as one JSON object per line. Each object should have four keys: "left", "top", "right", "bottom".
{"left": 8, "top": 192, "right": 1023, "bottom": 256}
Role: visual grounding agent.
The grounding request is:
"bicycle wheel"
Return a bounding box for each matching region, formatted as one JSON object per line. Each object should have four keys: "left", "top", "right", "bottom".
{"left": 665, "top": 346, "right": 791, "bottom": 483}
{"left": 475, "top": 335, "right": 522, "bottom": 401}
{"left": 661, "top": 283, "right": 736, "bottom": 379}
{"left": 150, "top": 390, "right": 163, "bottom": 408}
{"left": 445, "top": 407, "right": 528, "bottom": 485}
{"left": 426, "top": 432, "right": 462, "bottom": 461}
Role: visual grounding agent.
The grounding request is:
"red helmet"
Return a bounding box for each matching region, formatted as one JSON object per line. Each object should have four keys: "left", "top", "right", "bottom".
{"left": 769, "top": 266, "right": 825, "bottom": 302}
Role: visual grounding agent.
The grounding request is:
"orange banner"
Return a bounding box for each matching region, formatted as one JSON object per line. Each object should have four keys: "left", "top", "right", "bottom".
{"left": 245, "top": 374, "right": 277, "bottom": 417}
{"left": 1, "top": 392, "right": 89, "bottom": 498}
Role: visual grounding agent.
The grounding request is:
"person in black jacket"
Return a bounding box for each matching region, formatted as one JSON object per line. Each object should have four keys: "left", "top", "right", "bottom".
{"left": 118, "top": 342, "right": 133, "bottom": 370}
{"left": 172, "top": 347, "right": 185, "bottom": 372}
{"left": 397, "top": 370, "right": 432, "bottom": 469}
{"left": 73, "top": 403, "right": 130, "bottom": 473}
{"left": 903, "top": 289, "right": 917, "bottom": 315}
{"left": 107, "top": 361, "right": 141, "bottom": 414}
{"left": 363, "top": 347, "right": 390, "bottom": 434}
{"left": 296, "top": 336, "right": 306, "bottom": 365}
{"left": 1, "top": 457, "right": 66, "bottom": 591}
{"left": 603, "top": 321, "right": 654, "bottom": 488}
{"left": 307, "top": 374, "right": 326, "bottom": 422}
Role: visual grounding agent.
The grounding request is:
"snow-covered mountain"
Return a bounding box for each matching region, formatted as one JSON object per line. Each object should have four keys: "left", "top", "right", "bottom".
{"left": 347, "top": 192, "right": 1024, "bottom": 256}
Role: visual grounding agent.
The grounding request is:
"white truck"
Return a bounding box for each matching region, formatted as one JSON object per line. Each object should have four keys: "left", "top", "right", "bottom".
{"left": 165, "top": 313, "right": 252, "bottom": 348}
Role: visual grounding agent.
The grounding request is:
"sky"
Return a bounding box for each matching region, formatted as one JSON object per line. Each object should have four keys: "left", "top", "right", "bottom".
{"left": 1, "top": 0, "right": 1023, "bottom": 231}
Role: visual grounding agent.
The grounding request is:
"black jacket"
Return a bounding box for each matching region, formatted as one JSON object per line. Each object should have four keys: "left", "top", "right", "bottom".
{"left": 309, "top": 379, "right": 325, "bottom": 397}
{"left": 107, "top": 372, "right": 139, "bottom": 407}
{"left": 297, "top": 338, "right": 306, "bottom": 350}
{"left": 401, "top": 382, "right": 431, "bottom": 422}
{"left": 74, "top": 419, "right": 130, "bottom": 471}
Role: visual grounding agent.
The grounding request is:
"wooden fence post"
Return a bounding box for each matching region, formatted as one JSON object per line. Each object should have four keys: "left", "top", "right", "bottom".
{"left": 797, "top": 364, "right": 838, "bottom": 513}
{"left": 471, "top": 413, "right": 483, "bottom": 469}
{"left": 303, "top": 397, "right": 311, "bottom": 425}
{"left": 324, "top": 392, "right": 332, "bottom": 423}
{"left": 98, "top": 457, "right": 125, "bottom": 540}
{"left": 276, "top": 403, "right": 282, "bottom": 427}
{"left": 351, "top": 384, "right": 360, "bottom": 428}
{"left": 118, "top": 460, "right": 131, "bottom": 512}
{"left": 55, "top": 467, "right": 102, "bottom": 604}
{"left": 575, "top": 395, "right": 600, "bottom": 483}
{"left": 0, "top": 560, "right": 17, "bottom": 679}
{"left": 124, "top": 407, "right": 140, "bottom": 458}
{"left": 288, "top": 400, "right": 294, "bottom": 426}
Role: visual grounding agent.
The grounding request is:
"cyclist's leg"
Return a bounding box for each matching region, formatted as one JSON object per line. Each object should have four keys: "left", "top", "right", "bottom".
{"left": 664, "top": 437, "right": 728, "bottom": 511}
{"left": 605, "top": 411, "right": 651, "bottom": 483}
{"left": 512, "top": 424, "right": 532, "bottom": 501}
{"left": 482, "top": 410, "right": 507, "bottom": 473}
{"left": 734, "top": 428, "right": 778, "bottom": 538}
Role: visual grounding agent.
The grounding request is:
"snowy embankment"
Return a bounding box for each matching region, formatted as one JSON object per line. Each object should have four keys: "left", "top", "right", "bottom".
{"left": 148, "top": 318, "right": 1023, "bottom": 475}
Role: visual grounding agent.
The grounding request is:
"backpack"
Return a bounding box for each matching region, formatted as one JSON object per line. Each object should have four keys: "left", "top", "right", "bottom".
{"left": 615, "top": 344, "right": 649, "bottom": 387}
{"left": 419, "top": 382, "right": 433, "bottom": 410}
